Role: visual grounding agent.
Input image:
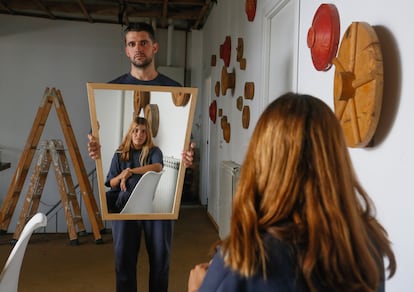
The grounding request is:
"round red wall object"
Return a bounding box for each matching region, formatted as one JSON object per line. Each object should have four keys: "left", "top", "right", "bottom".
{"left": 209, "top": 100, "right": 217, "bottom": 124}
{"left": 307, "top": 4, "right": 340, "bottom": 71}
{"left": 245, "top": 0, "right": 257, "bottom": 22}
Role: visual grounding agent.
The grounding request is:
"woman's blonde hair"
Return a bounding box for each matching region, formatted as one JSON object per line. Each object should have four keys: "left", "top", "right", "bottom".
{"left": 117, "top": 116, "right": 155, "bottom": 166}
{"left": 221, "top": 93, "right": 396, "bottom": 291}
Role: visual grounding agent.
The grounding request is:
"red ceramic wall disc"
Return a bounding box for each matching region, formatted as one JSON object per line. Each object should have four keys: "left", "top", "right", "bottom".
{"left": 245, "top": 0, "right": 257, "bottom": 22}
{"left": 307, "top": 3, "right": 340, "bottom": 71}
{"left": 209, "top": 100, "right": 217, "bottom": 124}
{"left": 219, "top": 36, "right": 231, "bottom": 67}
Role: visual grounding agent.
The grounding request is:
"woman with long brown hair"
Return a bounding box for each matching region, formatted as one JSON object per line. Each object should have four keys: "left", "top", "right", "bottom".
{"left": 105, "top": 116, "right": 163, "bottom": 212}
{"left": 189, "top": 93, "right": 396, "bottom": 291}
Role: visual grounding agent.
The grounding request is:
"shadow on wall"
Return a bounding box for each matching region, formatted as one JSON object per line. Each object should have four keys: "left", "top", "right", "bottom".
{"left": 369, "top": 25, "right": 401, "bottom": 148}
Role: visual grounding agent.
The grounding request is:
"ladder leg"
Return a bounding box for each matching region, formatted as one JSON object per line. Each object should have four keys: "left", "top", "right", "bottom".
{"left": 13, "top": 141, "right": 50, "bottom": 240}
{"left": 49, "top": 140, "right": 84, "bottom": 244}
{"left": 53, "top": 89, "right": 104, "bottom": 243}
{"left": 0, "top": 92, "right": 54, "bottom": 232}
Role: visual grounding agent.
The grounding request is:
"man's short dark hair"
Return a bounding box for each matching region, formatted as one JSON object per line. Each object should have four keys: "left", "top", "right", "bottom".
{"left": 124, "top": 22, "right": 156, "bottom": 42}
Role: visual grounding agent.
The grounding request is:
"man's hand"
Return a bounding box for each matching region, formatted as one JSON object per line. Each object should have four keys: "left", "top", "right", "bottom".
{"left": 182, "top": 142, "right": 195, "bottom": 168}
{"left": 188, "top": 262, "right": 209, "bottom": 292}
{"left": 87, "top": 134, "right": 101, "bottom": 160}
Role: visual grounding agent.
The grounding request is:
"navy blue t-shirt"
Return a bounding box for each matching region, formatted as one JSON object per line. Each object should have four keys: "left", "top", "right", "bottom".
{"left": 109, "top": 72, "right": 181, "bottom": 86}
{"left": 199, "top": 233, "right": 386, "bottom": 292}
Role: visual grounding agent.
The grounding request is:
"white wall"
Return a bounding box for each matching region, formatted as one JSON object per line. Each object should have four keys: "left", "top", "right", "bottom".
{"left": 200, "top": 0, "right": 413, "bottom": 290}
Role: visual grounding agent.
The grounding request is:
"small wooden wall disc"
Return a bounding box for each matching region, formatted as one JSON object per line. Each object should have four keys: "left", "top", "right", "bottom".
{"left": 244, "top": 82, "right": 254, "bottom": 99}
{"left": 242, "top": 106, "right": 250, "bottom": 129}
{"left": 236, "top": 96, "right": 243, "bottom": 111}
{"left": 144, "top": 104, "right": 159, "bottom": 137}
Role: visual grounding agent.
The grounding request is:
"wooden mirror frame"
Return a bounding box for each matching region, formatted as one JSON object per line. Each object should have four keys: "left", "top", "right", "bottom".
{"left": 87, "top": 83, "right": 198, "bottom": 220}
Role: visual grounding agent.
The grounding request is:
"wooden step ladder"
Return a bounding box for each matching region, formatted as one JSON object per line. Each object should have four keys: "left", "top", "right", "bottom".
{"left": 13, "top": 140, "right": 86, "bottom": 244}
{"left": 0, "top": 87, "right": 105, "bottom": 243}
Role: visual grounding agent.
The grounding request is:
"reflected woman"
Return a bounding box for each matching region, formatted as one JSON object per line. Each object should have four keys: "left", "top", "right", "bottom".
{"left": 105, "top": 116, "right": 163, "bottom": 213}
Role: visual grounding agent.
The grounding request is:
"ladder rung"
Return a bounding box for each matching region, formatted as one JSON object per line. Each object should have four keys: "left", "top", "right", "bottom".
{"left": 73, "top": 216, "right": 83, "bottom": 223}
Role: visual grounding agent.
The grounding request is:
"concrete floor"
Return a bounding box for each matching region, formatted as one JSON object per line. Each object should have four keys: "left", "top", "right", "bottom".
{"left": 0, "top": 205, "right": 219, "bottom": 292}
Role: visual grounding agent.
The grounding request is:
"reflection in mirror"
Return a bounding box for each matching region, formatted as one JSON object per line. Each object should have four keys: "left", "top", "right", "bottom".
{"left": 87, "top": 83, "right": 198, "bottom": 220}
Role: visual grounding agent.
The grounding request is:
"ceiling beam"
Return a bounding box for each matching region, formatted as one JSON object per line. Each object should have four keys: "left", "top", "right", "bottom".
{"left": 77, "top": 0, "right": 93, "bottom": 23}
{"left": 193, "top": 0, "right": 211, "bottom": 29}
{"left": 0, "top": 0, "right": 13, "bottom": 13}
{"left": 34, "top": 0, "right": 55, "bottom": 19}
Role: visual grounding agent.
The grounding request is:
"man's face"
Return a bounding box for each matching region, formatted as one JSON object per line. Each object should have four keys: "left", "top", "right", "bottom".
{"left": 125, "top": 31, "right": 158, "bottom": 69}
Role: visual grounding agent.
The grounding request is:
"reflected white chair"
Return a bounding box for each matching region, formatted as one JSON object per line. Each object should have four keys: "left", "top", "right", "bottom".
{"left": 153, "top": 157, "right": 180, "bottom": 213}
{"left": 0, "top": 212, "right": 47, "bottom": 292}
{"left": 120, "top": 170, "right": 164, "bottom": 213}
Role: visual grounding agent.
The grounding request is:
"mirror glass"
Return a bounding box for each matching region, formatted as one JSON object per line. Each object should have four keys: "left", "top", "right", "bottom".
{"left": 87, "top": 83, "right": 198, "bottom": 220}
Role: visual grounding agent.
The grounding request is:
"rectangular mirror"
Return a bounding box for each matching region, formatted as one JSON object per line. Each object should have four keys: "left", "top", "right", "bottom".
{"left": 87, "top": 83, "right": 198, "bottom": 220}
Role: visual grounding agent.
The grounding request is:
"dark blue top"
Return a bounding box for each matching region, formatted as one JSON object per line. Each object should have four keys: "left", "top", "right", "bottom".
{"left": 199, "top": 233, "right": 386, "bottom": 292}
{"left": 105, "top": 147, "right": 163, "bottom": 192}
{"left": 109, "top": 72, "right": 181, "bottom": 86}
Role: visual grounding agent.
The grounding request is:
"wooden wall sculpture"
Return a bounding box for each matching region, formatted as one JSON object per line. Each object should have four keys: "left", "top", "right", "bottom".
{"left": 211, "top": 54, "right": 216, "bottom": 66}
{"left": 307, "top": 3, "right": 384, "bottom": 148}
{"left": 236, "top": 38, "right": 246, "bottom": 70}
{"left": 244, "top": 82, "right": 254, "bottom": 100}
{"left": 221, "top": 66, "right": 236, "bottom": 95}
{"left": 221, "top": 116, "right": 231, "bottom": 143}
{"left": 333, "top": 22, "right": 383, "bottom": 148}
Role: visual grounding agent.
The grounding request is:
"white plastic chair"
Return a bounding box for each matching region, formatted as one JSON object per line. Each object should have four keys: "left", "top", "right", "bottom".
{"left": 0, "top": 212, "right": 47, "bottom": 292}
{"left": 120, "top": 170, "right": 164, "bottom": 213}
{"left": 152, "top": 157, "right": 180, "bottom": 213}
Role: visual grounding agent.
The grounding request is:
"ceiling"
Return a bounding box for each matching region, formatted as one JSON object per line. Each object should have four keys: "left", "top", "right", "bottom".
{"left": 0, "top": 0, "right": 216, "bottom": 30}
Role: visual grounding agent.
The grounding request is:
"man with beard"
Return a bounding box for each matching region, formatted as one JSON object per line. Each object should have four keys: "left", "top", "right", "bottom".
{"left": 88, "top": 22, "right": 195, "bottom": 292}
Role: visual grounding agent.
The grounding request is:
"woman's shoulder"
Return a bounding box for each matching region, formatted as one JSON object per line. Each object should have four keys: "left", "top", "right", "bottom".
{"left": 149, "top": 146, "right": 162, "bottom": 154}
{"left": 200, "top": 237, "right": 300, "bottom": 292}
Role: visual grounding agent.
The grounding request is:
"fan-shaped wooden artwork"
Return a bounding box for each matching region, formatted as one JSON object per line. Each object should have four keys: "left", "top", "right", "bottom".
{"left": 333, "top": 22, "right": 383, "bottom": 148}
{"left": 220, "top": 36, "right": 231, "bottom": 67}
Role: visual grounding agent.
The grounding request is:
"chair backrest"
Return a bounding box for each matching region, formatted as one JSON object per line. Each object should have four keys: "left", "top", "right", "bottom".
{"left": 120, "top": 170, "right": 164, "bottom": 213}
{"left": 153, "top": 157, "right": 181, "bottom": 213}
{"left": 0, "top": 213, "right": 47, "bottom": 292}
